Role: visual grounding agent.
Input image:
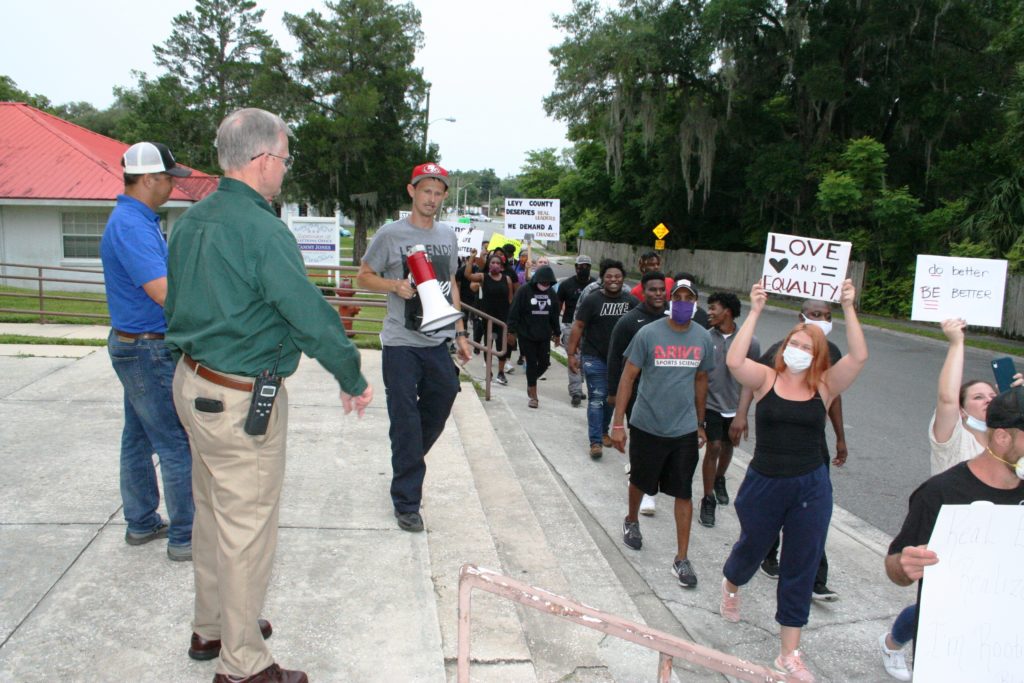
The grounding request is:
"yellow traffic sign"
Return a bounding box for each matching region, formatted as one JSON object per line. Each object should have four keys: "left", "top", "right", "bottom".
{"left": 654, "top": 239, "right": 665, "bottom": 250}
{"left": 652, "top": 223, "right": 669, "bottom": 239}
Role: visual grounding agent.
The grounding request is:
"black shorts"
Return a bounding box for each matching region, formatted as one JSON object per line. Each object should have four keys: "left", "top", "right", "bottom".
{"left": 628, "top": 426, "right": 699, "bottom": 500}
{"left": 705, "top": 409, "right": 734, "bottom": 443}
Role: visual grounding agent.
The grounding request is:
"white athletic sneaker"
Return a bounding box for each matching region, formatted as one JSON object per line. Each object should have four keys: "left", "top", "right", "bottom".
{"left": 639, "top": 494, "right": 656, "bottom": 516}
{"left": 878, "top": 633, "right": 912, "bottom": 681}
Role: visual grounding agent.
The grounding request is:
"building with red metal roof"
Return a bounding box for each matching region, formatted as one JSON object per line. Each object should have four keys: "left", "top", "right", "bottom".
{"left": 0, "top": 102, "right": 217, "bottom": 290}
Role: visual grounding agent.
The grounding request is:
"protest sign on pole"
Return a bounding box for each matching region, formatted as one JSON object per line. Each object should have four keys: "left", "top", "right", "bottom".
{"left": 504, "top": 198, "right": 560, "bottom": 241}
{"left": 760, "top": 232, "right": 852, "bottom": 303}
{"left": 486, "top": 232, "right": 523, "bottom": 258}
{"left": 911, "top": 255, "right": 1008, "bottom": 328}
{"left": 448, "top": 219, "right": 483, "bottom": 258}
{"left": 913, "top": 503, "right": 1024, "bottom": 682}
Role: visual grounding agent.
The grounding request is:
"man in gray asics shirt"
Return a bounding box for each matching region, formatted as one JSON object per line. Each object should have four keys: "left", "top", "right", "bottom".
{"left": 610, "top": 278, "right": 714, "bottom": 589}
{"left": 357, "top": 163, "right": 471, "bottom": 533}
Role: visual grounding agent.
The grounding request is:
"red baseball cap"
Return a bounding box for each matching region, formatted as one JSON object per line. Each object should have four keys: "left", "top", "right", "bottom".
{"left": 410, "top": 162, "right": 449, "bottom": 188}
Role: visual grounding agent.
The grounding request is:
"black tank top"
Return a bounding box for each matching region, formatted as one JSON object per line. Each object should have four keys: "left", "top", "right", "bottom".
{"left": 752, "top": 382, "right": 828, "bottom": 477}
{"left": 480, "top": 274, "right": 510, "bottom": 320}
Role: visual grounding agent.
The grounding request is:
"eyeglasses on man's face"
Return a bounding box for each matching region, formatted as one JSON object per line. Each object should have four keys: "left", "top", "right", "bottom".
{"left": 251, "top": 152, "right": 293, "bottom": 170}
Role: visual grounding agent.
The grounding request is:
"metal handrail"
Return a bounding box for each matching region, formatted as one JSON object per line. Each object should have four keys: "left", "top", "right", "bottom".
{"left": 459, "top": 302, "right": 507, "bottom": 401}
{"left": 457, "top": 564, "right": 794, "bottom": 682}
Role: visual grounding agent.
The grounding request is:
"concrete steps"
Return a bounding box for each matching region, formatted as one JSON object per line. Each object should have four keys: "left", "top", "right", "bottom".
{"left": 445, "top": 370, "right": 678, "bottom": 682}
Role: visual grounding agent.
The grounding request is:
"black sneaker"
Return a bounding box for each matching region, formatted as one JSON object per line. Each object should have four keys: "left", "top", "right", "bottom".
{"left": 760, "top": 555, "right": 780, "bottom": 579}
{"left": 812, "top": 583, "right": 839, "bottom": 602}
{"left": 125, "top": 522, "right": 169, "bottom": 546}
{"left": 714, "top": 476, "right": 729, "bottom": 505}
{"left": 571, "top": 394, "right": 582, "bottom": 407}
{"left": 394, "top": 510, "right": 424, "bottom": 532}
{"left": 699, "top": 494, "right": 716, "bottom": 527}
{"left": 495, "top": 372, "right": 508, "bottom": 385}
{"left": 622, "top": 517, "right": 642, "bottom": 550}
{"left": 517, "top": 356, "right": 525, "bottom": 366}
{"left": 672, "top": 558, "right": 698, "bottom": 588}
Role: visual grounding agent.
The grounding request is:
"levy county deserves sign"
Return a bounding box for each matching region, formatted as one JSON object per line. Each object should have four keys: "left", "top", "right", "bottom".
{"left": 914, "top": 503, "right": 1024, "bottom": 683}
{"left": 448, "top": 219, "right": 484, "bottom": 258}
{"left": 288, "top": 217, "right": 339, "bottom": 267}
{"left": 504, "top": 198, "right": 560, "bottom": 241}
{"left": 760, "top": 232, "right": 852, "bottom": 303}
{"left": 911, "top": 255, "right": 1007, "bottom": 328}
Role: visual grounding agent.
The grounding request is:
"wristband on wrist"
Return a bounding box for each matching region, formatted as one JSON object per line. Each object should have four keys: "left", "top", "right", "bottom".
{"left": 611, "top": 425, "right": 626, "bottom": 430}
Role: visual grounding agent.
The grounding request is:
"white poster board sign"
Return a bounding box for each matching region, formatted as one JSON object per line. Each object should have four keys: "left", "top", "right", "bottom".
{"left": 504, "top": 198, "right": 560, "bottom": 241}
{"left": 760, "top": 233, "right": 851, "bottom": 303}
{"left": 447, "top": 220, "right": 484, "bottom": 258}
{"left": 288, "top": 217, "right": 339, "bottom": 267}
{"left": 911, "top": 255, "right": 1007, "bottom": 328}
{"left": 914, "top": 503, "right": 1024, "bottom": 682}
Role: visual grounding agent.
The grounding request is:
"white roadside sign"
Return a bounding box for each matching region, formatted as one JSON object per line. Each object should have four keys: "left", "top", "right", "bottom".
{"left": 288, "top": 217, "right": 339, "bottom": 267}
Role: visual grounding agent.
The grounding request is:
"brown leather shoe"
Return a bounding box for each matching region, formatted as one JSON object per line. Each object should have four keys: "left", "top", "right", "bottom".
{"left": 189, "top": 619, "right": 273, "bottom": 661}
{"left": 212, "top": 663, "right": 307, "bottom": 683}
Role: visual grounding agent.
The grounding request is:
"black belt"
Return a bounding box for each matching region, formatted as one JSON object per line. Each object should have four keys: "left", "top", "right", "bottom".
{"left": 114, "top": 329, "right": 165, "bottom": 340}
{"left": 183, "top": 354, "right": 254, "bottom": 392}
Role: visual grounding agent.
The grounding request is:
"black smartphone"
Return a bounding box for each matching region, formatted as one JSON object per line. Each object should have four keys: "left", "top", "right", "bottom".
{"left": 992, "top": 357, "right": 1018, "bottom": 393}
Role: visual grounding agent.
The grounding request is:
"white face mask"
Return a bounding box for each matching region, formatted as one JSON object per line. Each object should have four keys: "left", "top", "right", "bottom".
{"left": 801, "top": 316, "right": 833, "bottom": 337}
{"left": 964, "top": 415, "right": 988, "bottom": 432}
{"left": 782, "top": 346, "right": 813, "bottom": 372}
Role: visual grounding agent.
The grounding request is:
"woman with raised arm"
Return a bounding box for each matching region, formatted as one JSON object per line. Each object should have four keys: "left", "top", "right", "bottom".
{"left": 718, "top": 279, "right": 867, "bottom": 683}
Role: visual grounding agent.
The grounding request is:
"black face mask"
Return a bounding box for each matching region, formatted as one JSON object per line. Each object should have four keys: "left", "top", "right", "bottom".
{"left": 576, "top": 266, "right": 591, "bottom": 281}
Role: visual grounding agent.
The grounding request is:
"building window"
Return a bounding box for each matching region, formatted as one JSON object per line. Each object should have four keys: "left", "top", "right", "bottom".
{"left": 61, "top": 211, "right": 109, "bottom": 259}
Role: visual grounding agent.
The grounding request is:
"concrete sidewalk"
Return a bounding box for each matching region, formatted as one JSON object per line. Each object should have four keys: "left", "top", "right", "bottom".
{"left": 0, "top": 324, "right": 912, "bottom": 682}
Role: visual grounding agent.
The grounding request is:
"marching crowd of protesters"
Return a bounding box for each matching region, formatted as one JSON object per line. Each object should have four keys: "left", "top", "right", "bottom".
{"left": 459, "top": 247, "right": 1024, "bottom": 683}
{"left": 103, "top": 119, "right": 1021, "bottom": 682}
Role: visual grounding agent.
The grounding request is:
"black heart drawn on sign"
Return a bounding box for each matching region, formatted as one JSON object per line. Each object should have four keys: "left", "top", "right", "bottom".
{"left": 769, "top": 257, "right": 789, "bottom": 273}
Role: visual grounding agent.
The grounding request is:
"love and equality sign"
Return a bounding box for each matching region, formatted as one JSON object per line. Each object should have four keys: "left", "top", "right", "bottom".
{"left": 760, "top": 233, "right": 852, "bottom": 303}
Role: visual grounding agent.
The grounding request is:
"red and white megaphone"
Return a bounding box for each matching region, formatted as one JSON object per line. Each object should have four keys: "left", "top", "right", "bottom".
{"left": 407, "top": 244, "right": 463, "bottom": 333}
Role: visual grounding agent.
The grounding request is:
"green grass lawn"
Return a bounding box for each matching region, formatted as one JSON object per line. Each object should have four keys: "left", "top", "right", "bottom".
{"left": 0, "top": 286, "right": 109, "bottom": 324}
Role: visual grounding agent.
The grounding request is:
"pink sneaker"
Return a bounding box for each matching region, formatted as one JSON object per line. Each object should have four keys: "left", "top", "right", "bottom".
{"left": 774, "top": 650, "right": 815, "bottom": 682}
{"left": 719, "top": 578, "right": 740, "bottom": 622}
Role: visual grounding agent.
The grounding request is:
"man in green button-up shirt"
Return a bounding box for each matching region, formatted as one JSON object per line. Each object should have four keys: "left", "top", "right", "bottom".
{"left": 166, "top": 108, "right": 372, "bottom": 683}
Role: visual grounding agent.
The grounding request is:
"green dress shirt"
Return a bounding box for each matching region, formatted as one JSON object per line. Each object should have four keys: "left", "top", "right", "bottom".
{"left": 165, "top": 177, "right": 367, "bottom": 396}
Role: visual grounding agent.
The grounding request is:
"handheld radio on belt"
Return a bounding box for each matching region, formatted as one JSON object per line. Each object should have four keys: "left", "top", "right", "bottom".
{"left": 244, "top": 344, "right": 283, "bottom": 436}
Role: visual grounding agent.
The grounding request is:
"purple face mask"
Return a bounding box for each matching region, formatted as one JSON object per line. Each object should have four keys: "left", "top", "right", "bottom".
{"left": 671, "top": 300, "right": 695, "bottom": 325}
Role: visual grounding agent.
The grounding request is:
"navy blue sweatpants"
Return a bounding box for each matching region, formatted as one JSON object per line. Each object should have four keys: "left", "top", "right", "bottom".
{"left": 723, "top": 465, "right": 832, "bottom": 627}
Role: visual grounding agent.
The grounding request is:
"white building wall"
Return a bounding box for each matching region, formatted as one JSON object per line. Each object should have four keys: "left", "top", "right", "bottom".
{"left": 0, "top": 202, "right": 190, "bottom": 293}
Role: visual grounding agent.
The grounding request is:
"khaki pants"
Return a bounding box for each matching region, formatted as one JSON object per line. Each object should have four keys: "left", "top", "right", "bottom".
{"left": 173, "top": 360, "right": 288, "bottom": 677}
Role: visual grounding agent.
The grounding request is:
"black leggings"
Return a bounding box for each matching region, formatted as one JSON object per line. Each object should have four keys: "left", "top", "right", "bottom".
{"left": 519, "top": 336, "right": 551, "bottom": 387}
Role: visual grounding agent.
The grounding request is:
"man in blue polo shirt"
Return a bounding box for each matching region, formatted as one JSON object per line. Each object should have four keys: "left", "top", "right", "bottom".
{"left": 101, "top": 141, "right": 194, "bottom": 562}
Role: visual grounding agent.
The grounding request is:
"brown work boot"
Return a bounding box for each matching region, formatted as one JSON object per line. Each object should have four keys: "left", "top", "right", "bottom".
{"left": 589, "top": 443, "right": 603, "bottom": 459}
{"left": 212, "top": 663, "right": 307, "bottom": 683}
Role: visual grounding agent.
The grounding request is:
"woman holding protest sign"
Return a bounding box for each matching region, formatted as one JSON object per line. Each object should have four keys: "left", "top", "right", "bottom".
{"left": 719, "top": 279, "right": 867, "bottom": 683}
{"left": 877, "top": 317, "right": 1003, "bottom": 680}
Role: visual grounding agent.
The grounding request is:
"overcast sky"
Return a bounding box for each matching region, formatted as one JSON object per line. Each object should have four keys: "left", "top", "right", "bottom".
{"left": 2, "top": 0, "right": 600, "bottom": 177}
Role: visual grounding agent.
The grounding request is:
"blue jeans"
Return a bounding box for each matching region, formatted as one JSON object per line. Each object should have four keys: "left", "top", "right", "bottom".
{"left": 382, "top": 344, "right": 460, "bottom": 513}
{"left": 108, "top": 332, "right": 194, "bottom": 546}
{"left": 582, "top": 354, "right": 612, "bottom": 445}
{"left": 891, "top": 603, "right": 917, "bottom": 646}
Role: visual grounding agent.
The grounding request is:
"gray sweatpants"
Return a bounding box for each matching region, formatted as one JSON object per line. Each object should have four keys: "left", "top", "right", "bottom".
{"left": 561, "top": 322, "right": 583, "bottom": 398}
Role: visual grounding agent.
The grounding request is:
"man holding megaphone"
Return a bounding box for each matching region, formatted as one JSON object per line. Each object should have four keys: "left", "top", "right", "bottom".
{"left": 358, "top": 163, "right": 471, "bottom": 533}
